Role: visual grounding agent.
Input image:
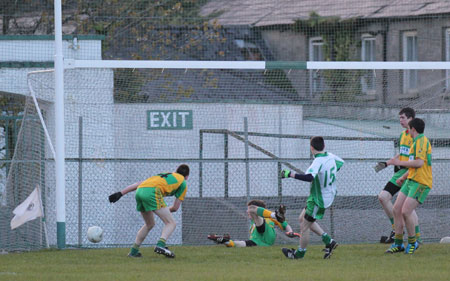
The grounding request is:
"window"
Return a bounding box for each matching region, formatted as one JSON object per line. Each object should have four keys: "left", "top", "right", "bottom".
{"left": 402, "top": 31, "right": 418, "bottom": 93}
{"left": 445, "top": 29, "right": 450, "bottom": 89}
{"left": 361, "top": 35, "right": 376, "bottom": 94}
{"left": 309, "top": 37, "right": 325, "bottom": 95}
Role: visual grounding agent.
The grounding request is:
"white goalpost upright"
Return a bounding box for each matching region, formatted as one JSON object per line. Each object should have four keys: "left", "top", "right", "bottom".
{"left": 54, "top": 0, "right": 66, "bottom": 249}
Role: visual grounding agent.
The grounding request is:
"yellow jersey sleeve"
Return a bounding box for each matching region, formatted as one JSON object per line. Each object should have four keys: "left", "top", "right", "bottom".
{"left": 407, "top": 134, "right": 432, "bottom": 188}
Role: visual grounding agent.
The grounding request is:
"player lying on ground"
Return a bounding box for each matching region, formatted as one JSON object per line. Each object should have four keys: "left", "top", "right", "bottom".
{"left": 374, "top": 107, "right": 421, "bottom": 244}
{"left": 280, "top": 136, "right": 344, "bottom": 259}
{"left": 208, "top": 199, "right": 299, "bottom": 247}
{"left": 385, "top": 118, "right": 432, "bottom": 255}
{"left": 108, "top": 164, "right": 190, "bottom": 258}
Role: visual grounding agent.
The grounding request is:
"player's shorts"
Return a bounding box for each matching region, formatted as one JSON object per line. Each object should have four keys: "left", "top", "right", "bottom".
{"left": 305, "top": 195, "right": 326, "bottom": 220}
{"left": 388, "top": 168, "right": 408, "bottom": 188}
{"left": 400, "top": 179, "right": 431, "bottom": 204}
{"left": 135, "top": 187, "right": 166, "bottom": 212}
{"left": 250, "top": 221, "right": 276, "bottom": 246}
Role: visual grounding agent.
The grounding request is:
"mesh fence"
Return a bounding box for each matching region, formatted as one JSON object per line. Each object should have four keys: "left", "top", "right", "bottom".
{"left": 1, "top": 68, "right": 450, "bottom": 251}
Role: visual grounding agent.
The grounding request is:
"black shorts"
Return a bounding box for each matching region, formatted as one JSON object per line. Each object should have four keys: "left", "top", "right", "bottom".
{"left": 256, "top": 219, "right": 266, "bottom": 234}
{"left": 245, "top": 240, "right": 257, "bottom": 247}
{"left": 384, "top": 181, "right": 401, "bottom": 197}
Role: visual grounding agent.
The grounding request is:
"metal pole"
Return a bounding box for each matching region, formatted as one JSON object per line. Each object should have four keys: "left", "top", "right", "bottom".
{"left": 244, "top": 117, "right": 250, "bottom": 202}
{"left": 54, "top": 0, "right": 66, "bottom": 249}
{"left": 224, "top": 133, "right": 229, "bottom": 198}
{"left": 199, "top": 130, "right": 203, "bottom": 197}
{"left": 78, "top": 117, "right": 83, "bottom": 246}
{"left": 278, "top": 106, "right": 282, "bottom": 203}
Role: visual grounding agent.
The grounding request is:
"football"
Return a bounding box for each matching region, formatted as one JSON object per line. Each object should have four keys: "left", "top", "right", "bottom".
{"left": 87, "top": 226, "right": 103, "bottom": 243}
{"left": 440, "top": 236, "right": 450, "bottom": 244}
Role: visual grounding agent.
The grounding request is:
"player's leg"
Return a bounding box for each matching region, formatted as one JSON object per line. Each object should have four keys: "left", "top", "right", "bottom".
{"left": 224, "top": 240, "right": 248, "bottom": 247}
{"left": 402, "top": 197, "right": 420, "bottom": 253}
{"left": 402, "top": 181, "right": 430, "bottom": 254}
{"left": 129, "top": 210, "right": 156, "bottom": 257}
{"left": 412, "top": 210, "right": 421, "bottom": 243}
{"left": 282, "top": 208, "right": 308, "bottom": 259}
{"left": 153, "top": 206, "right": 176, "bottom": 257}
{"left": 378, "top": 181, "right": 400, "bottom": 243}
{"left": 247, "top": 204, "right": 285, "bottom": 223}
{"left": 304, "top": 199, "right": 337, "bottom": 258}
{"left": 386, "top": 190, "right": 407, "bottom": 253}
{"left": 129, "top": 188, "right": 158, "bottom": 257}
{"left": 247, "top": 205, "right": 265, "bottom": 227}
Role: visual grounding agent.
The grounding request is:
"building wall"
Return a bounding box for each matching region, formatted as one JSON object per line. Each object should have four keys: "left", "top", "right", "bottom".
{"left": 259, "top": 17, "right": 450, "bottom": 106}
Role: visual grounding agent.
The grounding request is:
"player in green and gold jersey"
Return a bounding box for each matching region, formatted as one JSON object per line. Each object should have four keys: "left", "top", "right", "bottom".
{"left": 207, "top": 199, "right": 299, "bottom": 247}
{"left": 108, "top": 164, "right": 190, "bottom": 258}
{"left": 376, "top": 108, "right": 420, "bottom": 244}
{"left": 386, "top": 118, "right": 431, "bottom": 254}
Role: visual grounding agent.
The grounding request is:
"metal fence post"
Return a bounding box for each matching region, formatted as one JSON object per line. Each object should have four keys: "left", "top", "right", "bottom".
{"left": 244, "top": 117, "right": 249, "bottom": 202}
{"left": 224, "top": 133, "right": 229, "bottom": 198}
{"left": 78, "top": 116, "right": 83, "bottom": 246}
{"left": 199, "top": 130, "right": 203, "bottom": 198}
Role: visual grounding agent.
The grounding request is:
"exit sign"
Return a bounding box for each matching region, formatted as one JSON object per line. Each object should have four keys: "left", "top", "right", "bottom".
{"left": 147, "top": 110, "right": 193, "bottom": 130}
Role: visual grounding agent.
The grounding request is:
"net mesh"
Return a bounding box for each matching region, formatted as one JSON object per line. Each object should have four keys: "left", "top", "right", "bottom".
{"left": 1, "top": 67, "right": 449, "bottom": 250}
{"left": 1, "top": 1, "right": 450, "bottom": 250}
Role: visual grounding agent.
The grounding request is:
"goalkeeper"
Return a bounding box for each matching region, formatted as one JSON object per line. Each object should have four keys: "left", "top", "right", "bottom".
{"left": 208, "top": 199, "right": 299, "bottom": 247}
{"left": 280, "top": 136, "right": 344, "bottom": 260}
{"left": 375, "top": 107, "right": 421, "bottom": 244}
{"left": 108, "top": 164, "right": 190, "bottom": 258}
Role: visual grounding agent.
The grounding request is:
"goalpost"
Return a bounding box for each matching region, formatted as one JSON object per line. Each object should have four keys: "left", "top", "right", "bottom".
{"left": 2, "top": 59, "right": 448, "bottom": 252}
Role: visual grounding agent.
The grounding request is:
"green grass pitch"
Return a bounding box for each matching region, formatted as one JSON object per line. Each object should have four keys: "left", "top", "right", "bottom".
{"left": 1, "top": 243, "right": 450, "bottom": 281}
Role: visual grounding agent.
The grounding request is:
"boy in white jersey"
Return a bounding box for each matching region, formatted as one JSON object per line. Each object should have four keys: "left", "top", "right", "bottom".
{"left": 280, "top": 136, "right": 344, "bottom": 259}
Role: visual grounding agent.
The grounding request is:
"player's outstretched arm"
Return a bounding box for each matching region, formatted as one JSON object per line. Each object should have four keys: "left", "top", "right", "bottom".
{"left": 281, "top": 169, "right": 313, "bottom": 182}
{"left": 108, "top": 181, "right": 143, "bottom": 203}
{"left": 373, "top": 162, "right": 387, "bottom": 173}
{"left": 387, "top": 158, "right": 424, "bottom": 168}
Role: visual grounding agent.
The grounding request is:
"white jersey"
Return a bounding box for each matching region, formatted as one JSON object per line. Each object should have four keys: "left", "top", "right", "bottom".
{"left": 306, "top": 152, "right": 344, "bottom": 208}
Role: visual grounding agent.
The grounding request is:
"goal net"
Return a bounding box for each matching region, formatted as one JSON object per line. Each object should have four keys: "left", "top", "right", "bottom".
{"left": 2, "top": 1, "right": 450, "bottom": 250}
{"left": 2, "top": 64, "right": 449, "bottom": 251}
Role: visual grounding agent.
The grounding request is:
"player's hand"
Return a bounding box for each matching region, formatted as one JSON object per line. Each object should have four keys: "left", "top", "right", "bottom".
{"left": 373, "top": 162, "right": 387, "bottom": 173}
{"left": 285, "top": 232, "right": 301, "bottom": 238}
{"left": 396, "top": 177, "right": 405, "bottom": 186}
{"left": 109, "top": 192, "right": 122, "bottom": 203}
{"left": 280, "top": 169, "right": 291, "bottom": 178}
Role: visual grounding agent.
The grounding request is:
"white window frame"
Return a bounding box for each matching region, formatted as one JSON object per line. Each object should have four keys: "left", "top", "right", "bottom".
{"left": 402, "top": 31, "right": 418, "bottom": 93}
{"left": 361, "top": 34, "right": 376, "bottom": 94}
{"left": 309, "top": 37, "right": 324, "bottom": 96}
{"left": 445, "top": 28, "right": 450, "bottom": 90}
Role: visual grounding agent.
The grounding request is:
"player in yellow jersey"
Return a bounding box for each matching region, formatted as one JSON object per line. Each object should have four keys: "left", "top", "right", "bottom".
{"left": 207, "top": 199, "right": 299, "bottom": 247}
{"left": 385, "top": 118, "right": 431, "bottom": 254}
{"left": 376, "top": 108, "right": 420, "bottom": 244}
{"left": 108, "top": 164, "right": 190, "bottom": 258}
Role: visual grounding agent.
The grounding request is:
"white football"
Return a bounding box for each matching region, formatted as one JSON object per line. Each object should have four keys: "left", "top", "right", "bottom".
{"left": 440, "top": 236, "right": 450, "bottom": 244}
{"left": 87, "top": 226, "right": 103, "bottom": 243}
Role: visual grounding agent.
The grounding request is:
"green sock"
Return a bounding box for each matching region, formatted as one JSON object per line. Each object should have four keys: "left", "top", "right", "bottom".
{"left": 389, "top": 218, "right": 394, "bottom": 229}
{"left": 294, "top": 248, "right": 306, "bottom": 258}
{"left": 408, "top": 236, "right": 416, "bottom": 244}
{"left": 415, "top": 225, "right": 421, "bottom": 241}
{"left": 130, "top": 244, "right": 140, "bottom": 255}
{"left": 321, "top": 233, "right": 331, "bottom": 245}
{"left": 394, "top": 233, "right": 403, "bottom": 246}
{"left": 156, "top": 238, "right": 166, "bottom": 248}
